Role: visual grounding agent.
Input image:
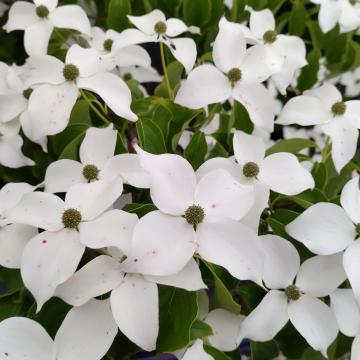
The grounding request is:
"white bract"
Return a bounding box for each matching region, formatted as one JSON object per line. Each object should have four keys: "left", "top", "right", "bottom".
{"left": 119, "top": 146, "right": 264, "bottom": 286}
{"left": 86, "top": 26, "right": 161, "bottom": 83}
{"left": 277, "top": 83, "right": 360, "bottom": 172}
{"left": 112, "top": 9, "right": 199, "bottom": 73}
{"left": 310, "top": 0, "right": 360, "bottom": 33}
{"left": 4, "top": 178, "right": 131, "bottom": 310}
{"left": 0, "top": 299, "right": 118, "bottom": 360}
{"left": 237, "top": 235, "right": 344, "bottom": 357}
{"left": 54, "top": 255, "right": 205, "bottom": 351}
{"left": 45, "top": 125, "right": 150, "bottom": 193}
{"left": 3, "top": 0, "right": 91, "bottom": 56}
{"left": 175, "top": 17, "right": 281, "bottom": 133}
{"left": 286, "top": 174, "right": 360, "bottom": 307}
{"left": 238, "top": 8, "right": 307, "bottom": 94}
{"left": 24, "top": 44, "right": 137, "bottom": 141}
{"left": 330, "top": 288, "right": 360, "bottom": 359}
{"left": 0, "top": 182, "right": 37, "bottom": 268}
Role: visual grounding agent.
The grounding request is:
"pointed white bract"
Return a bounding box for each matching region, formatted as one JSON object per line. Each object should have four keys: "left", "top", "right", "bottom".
{"left": 238, "top": 235, "right": 341, "bottom": 357}
{"left": 277, "top": 83, "right": 360, "bottom": 172}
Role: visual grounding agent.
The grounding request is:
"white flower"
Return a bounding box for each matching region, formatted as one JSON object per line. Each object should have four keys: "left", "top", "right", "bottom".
{"left": 237, "top": 235, "right": 344, "bottom": 357}
{"left": 0, "top": 299, "right": 118, "bottom": 360}
{"left": 87, "top": 27, "right": 159, "bottom": 73}
{"left": 45, "top": 125, "right": 150, "bottom": 193}
{"left": 4, "top": 178, "right": 129, "bottom": 310}
{"left": 197, "top": 130, "right": 314, "bottom": 230}
{"left": 119, "top": 146, "right": 264, "bottom": 286}
{"left": 277, "top": 83, "right": 360, "bottom": 172}
{"left": 23, "top": 44, "right": 137, "bottom": 140}
{"left": 175, "top": 17, "right": 280, "bottom": 133}
{"left": 112, "top": 9, "right": 199, "bottom": 73}
{"left": 54, "top": 254, "right": 205, "bottom": 351}
{"left": 330, "top": 288, "right": 360, "bottom": 359}
{"left": 286, "top": 174, "right": 360, "bottom": 308}
{"left": 310, "top": 0, "right": 360, "bottom": 33}
{"left": 0, "top": 182, "right": 38, "bottom": 268}
{"left": 238, "top": 8, "right": 307, "bottom": 94}
{"left": 3, "top": 0, "right": 91, "bottom": 56}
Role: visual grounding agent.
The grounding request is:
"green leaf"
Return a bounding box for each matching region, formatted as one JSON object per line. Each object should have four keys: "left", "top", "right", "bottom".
{"left": 204, "top": 345, "right": 232, "bottom": 360}
{"left": 250, "top": 340, "right": 279, "bottom": 360}
{"left": 155, "top": 61, "right": 184, "bottom": 99}
{"left": 51, "top": 124, "right": 89, "bottom": 156}
{"left": 122, "top": 203, "right": 157, "bottom": 217}
{"left": 312, "top": 162, "right": 328, "bottom": 189}
{"left": 69, "top": 100, "right": 91, "bottom": 125}
{"left": 184, "top": 132, "right": 207, "bottom": 170}
{"left": 157, "top": 286, "right": 198, "bottom": 352}
{"left": 297, "top": 49, "right": 321, "bottom": 92}
{"left": 288, "top": 0, "right": 306, "bottom": 36}
{"left": 231, "top": 101, "right": 254, "bottom": 134}
{"left": 107, "top": 0, "right": 131, "bottom": 32}
{"left": 266, "top": 138, "right": 317, "bottom": 156}
{"left": 271, "top": 189, "right": 328, "bottom": 210}
{"left": 136, "top": 118, "right": 167, "bottom": 154}
{"left": 183, "top": 0, "right": 212, "bottom": 27}
{"left": 0, "top": 268, "right": 22, "bottom": 298}
{"left": 190, "top": 319, "right": 213, "bottom": 340}
{"left": 202, "top": 261, "right": 241, "bottom": 314}
{"left": 58, "top": 132, "right": 86, "bottom": 160}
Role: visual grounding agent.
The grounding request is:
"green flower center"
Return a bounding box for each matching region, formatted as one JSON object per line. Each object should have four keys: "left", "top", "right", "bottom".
{"left": 243, "top": 162, "right": 259, "bottom": 178}
{"left": 36, "top": 5, "right": 49, "bottom": 18}
{"left": 184, "top": 205, "right": 205, "bottom": 226}
{"left": 263, "top": 30, "right": 277, "bottom": 44}
{"left": 350, "top": 0, "right": 357, "bottom": 5}
{"left": 103, "top": 39, "right": 113, "bottom": 52}
{"left": 227, "top": 67, "right": 242, "bottom": 86}
{"left": 62, "top": 208, "right": 82, "bottom": 229}
{"left": 63, "top": 64, "right": 80, "bottom": 82}
{"left": 123, "top": 72, "right": 133, "bottom": 81}
{"left": 82, "top": 164, "right": 99, "bottom": 182}
{"left": 154, "top": 21, "right": 167, "bottom": 35}
{"left": 22, "top": 88, "right": 33, "bottom": 100}
{"left": 331, "top": 101, "right": 346, "bottom": 116}
{"left": 285, "top": 285, "right": 301, "bottom": 301}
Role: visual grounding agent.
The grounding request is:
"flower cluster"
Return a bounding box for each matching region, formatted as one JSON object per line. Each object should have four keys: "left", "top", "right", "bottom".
{"left": 1, "top": 1, "right": 360, "bottom": 359}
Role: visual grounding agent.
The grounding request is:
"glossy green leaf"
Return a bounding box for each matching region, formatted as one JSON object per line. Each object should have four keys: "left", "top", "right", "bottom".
{"left": 107, "top": 0, "right": 131, "bottom": 32}
{"left": 184, "top": 131, "right": 207, "bottom": 170}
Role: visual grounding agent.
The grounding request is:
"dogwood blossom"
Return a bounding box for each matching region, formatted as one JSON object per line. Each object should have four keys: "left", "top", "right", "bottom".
{"left": 45, "top": 125, "right": 150, "bottom": 193}
{"left": 237, "top": 235, "right": 344, "bottom": 357}
{"left": 119, "top": 146, "right": 264, "bottom": 285}
{"left": 0, "top": 299, "right": 118, "bottom": 360}
{"left": 54, "top": 255, "right": 205, "bottom": 351}
{"left": 3, "top": 0, "right": 91, "bottom": 56}
{"left": 286, "top": 174, "right": 360, "bottom": 307}
{"left": 237, "top": 8, "right": 307, "bottom": 94}
{"left": 4, "top": 178, "right": 128, "bottom": 310}
{"left": 112, "top": 9, "right": 199, "bottom": 73}
{"left": 24, "top": 44, "right": 137, "bottom": 140}
{"left": 175, "top": 17, "right": 281, "bottom": 133}
{"left": 197, "top": 130, "right": 314, "bottom": 230}
{"left": 277, "top": 83, "right": 360, "bottom": 171}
